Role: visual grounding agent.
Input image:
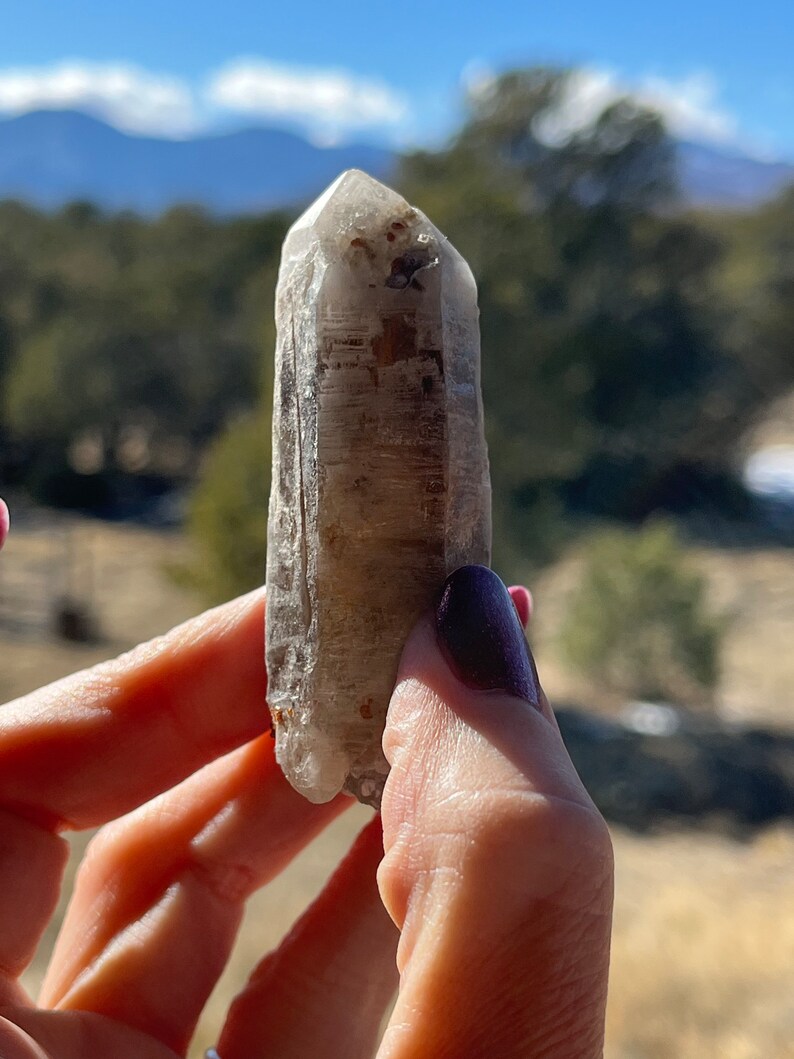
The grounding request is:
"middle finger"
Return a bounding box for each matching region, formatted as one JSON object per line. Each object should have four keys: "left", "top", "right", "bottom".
{"left": 41, "top": 733, "right": 348, "bottom": 1056}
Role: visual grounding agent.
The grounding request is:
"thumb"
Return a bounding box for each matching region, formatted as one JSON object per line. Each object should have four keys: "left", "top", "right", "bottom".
{"left": 377, "top": 565, "right": 613, "bottom": 1059}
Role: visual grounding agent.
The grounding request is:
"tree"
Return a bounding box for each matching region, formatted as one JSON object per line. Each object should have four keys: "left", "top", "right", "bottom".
{"left": 710, "top": 185, "right": 794, "bottom": 415}
{"left": 179, "top": 413, "right": 270, "bottom": 604}
{"left": 399, "top": 68, "right": 744, "bottom": 567}
{"left": 453, "top": 68, "right": 674, "bottom": 212}
{"left": 0, "top": 203, "right": 287, "bottom": 502}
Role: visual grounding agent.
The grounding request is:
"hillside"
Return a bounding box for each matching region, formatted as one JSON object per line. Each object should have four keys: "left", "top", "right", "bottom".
{"left": 678, "top": 139, "right": 794, "bottom": 208}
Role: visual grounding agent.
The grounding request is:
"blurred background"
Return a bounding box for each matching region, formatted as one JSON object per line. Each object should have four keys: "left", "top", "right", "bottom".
{"left": 1, "top": 2, "right": 793, "bottom": 1055}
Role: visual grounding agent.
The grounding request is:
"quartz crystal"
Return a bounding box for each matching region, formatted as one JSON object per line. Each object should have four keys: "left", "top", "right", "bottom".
{"left": 266, "top": 169, "right": 491, "bottom": 808}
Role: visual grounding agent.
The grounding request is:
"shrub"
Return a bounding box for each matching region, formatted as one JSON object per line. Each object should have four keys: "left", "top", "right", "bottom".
{"left": 558, "top": 522, "right": 724, "bottom": 703}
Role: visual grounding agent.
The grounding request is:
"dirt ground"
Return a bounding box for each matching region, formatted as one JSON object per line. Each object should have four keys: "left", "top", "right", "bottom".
{"left": 2, "top": 516, "right": 793, "bottom": 1058}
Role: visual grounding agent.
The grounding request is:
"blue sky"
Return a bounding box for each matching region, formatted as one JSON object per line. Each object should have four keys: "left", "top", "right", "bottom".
{"left": 0, "top": 0, "right": 792, "bottom": 157}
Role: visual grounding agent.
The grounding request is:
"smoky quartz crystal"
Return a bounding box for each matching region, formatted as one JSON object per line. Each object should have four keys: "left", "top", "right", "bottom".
{"left": 266, "top": 170, "right": 491, "bottom": 808}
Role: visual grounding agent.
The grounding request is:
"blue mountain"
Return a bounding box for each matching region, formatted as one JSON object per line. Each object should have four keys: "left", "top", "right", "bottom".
{"left": 677, "top": 140, "right": 794, "bottom": 209}
{"left": 0, "top": 109, "right": 791, "bottom": 214}
{"left": 0, "top": 109, "right": 395, "bottom": 214}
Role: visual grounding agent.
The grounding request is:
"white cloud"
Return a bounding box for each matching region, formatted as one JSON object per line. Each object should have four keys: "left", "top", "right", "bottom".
{"left": 0, "top": 56, "right": 744, "bottom": 153}
{"left": 0, "top": 57, "right": 411, "bottom": 144}
{"left": 460, "top": 60, "right": 498, "bottom": 101}
{"left": 0, "top": 61, "right": 198, "bottom": 136}
{"left": 207, "top": 60, "right": 409, "bottom": 140}
{"left": 633, "top": 72, "right": 738, "bottom": 144}
{"left": 531, "top": 67, "right": 739, "bottom": 148}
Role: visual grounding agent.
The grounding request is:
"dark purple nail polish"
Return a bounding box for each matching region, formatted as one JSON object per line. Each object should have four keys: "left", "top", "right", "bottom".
{"left": 435, "top": 565, "right": 541, "bottom": 707}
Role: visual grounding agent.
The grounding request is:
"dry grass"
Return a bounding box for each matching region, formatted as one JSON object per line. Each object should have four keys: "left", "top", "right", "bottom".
{"left": 2, "top": 516, "right": 793, "bottom": 1057}
{"left": 607, "top": 825, "right": 794, "bottom": 1059}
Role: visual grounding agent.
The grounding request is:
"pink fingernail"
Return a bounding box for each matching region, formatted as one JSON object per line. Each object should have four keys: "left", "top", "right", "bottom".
{"left": 508, "top": 585, "right": 532, "bottom": 629}
{"left": 0, "top": 498, "right": 9, "bottom": 551}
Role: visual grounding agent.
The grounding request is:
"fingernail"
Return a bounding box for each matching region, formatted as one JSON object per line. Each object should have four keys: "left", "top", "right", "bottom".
{"left": 0, "top": 498, "right": 8, "bottom": 551}
{"left": 436, "top": 565, "right": 541, "bottom": 707}
{"left": 508, "top": 585, "right": 532, "bottom": 628}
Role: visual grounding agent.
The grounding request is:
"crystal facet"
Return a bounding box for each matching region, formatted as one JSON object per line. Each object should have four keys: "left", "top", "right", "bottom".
{"left": 266, "top": 169, "right": 491, "bottom": 808}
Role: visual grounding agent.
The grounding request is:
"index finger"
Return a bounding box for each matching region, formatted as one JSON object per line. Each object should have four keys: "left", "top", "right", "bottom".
{"left": 0, "top": 589, "right": 267, "bottom": 831}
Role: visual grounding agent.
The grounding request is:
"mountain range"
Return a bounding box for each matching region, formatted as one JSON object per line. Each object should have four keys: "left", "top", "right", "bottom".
{"left": 0, "top": 110, "right": 394, "bottom": 214}
{"left": 0, "top": 109, "right": 791, "bottom": 215}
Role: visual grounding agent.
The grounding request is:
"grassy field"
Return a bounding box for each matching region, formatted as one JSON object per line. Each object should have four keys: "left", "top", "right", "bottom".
{"left": 2, "top": 515, "right": 793, "bottom": 1057}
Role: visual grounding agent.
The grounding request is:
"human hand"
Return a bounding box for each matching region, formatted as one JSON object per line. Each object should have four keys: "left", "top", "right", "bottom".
{"left": 0, "top": 505, "right": 611, "bottom": 1059}
{"left": 0, "top": 575, "right": 401, "bottom": 1058}
{"left": 375, "top": 565, "right": 613, "bottom": 1058}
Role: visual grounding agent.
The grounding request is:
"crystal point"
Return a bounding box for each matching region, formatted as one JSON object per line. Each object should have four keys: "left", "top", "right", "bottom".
{"left": 266, "top": 169, "right": 491, "bottom": 808}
